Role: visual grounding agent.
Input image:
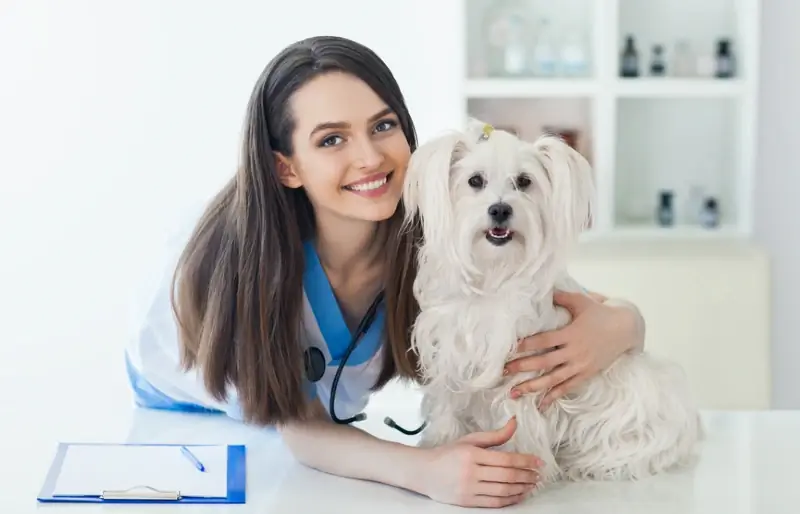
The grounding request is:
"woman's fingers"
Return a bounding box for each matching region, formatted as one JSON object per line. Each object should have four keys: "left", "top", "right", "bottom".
{"left": 512, "top": 363, "right": 577, "bottom": 397}
{"left": 471, "top": 492, "right": 530, "bottom": 508}
{"left": 475, "top": 463, "right": 539, "bottom": 485}
{"left": 470, "top": 463, "right": 539, "bottom": 508}
{"left": 474, "top": 446, "right": 542, "bottom": 471}
{"left": 517, "top": 330, "right": 563, "bottom": 353}
{"left": 476, "top": 481, "right": 535, "bottom": 497}
{"left": 538, "top": 373, "right": 587, "bottom": 410}
{"left": 505, "top": 348, "right": 568, "bottom": 374}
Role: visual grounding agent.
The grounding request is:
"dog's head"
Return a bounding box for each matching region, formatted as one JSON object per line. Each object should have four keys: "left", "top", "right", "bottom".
{"left": 403, "top": 119, "right": 595, "bottom": 285}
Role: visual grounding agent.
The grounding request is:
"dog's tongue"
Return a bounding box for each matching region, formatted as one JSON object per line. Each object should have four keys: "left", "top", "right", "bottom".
{"left": 490, "top": 227, "right": 509, "bottom": 237}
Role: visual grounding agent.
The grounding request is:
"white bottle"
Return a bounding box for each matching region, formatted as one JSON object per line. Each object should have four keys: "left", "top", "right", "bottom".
{"left": 531, "top": 18, "right": 558, "bottom": 77}
{"left": 503, "top": 15, "right": 527, "bottom": 75}
{"left": 673, "top": 39, "right": 695, "bottom": 77}
{"left": 482, "top": 1, "right": 530, "bottom": 77}
{"left": 560, "top": 28, "right": 589, "bottom": 77}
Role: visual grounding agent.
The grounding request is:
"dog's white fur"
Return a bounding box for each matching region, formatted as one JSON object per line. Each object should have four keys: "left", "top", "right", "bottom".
{"left": 402, "top": 120, "right": 701, "bottom": 489}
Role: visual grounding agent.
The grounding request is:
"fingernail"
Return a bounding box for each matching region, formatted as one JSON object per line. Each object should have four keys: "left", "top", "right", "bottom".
{"left": 510, "top": 389, "right": 521, "bottom": 399}
{"left": 503, "top": 367, "right": 509, "bottom": 376}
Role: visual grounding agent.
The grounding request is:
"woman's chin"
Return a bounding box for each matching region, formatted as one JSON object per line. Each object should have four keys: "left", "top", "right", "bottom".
{"left": 355, "top": 200, "right": 400, "bottom": 223}
{"left": 340, "top": 191, "right": 402, "bottom": 222}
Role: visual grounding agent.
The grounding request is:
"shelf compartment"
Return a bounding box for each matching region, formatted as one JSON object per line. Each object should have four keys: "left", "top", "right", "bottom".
{"left": 465, "top": 0, "right": 596, "bottom": 80}
{"left": 613, "top": 97, "right": 741, "bottom": 233}
{"left": 617, "top": 0, "right": 742, "bottom": 81}
{"left": 466, "top": 97, "right": 594, "bottom": 163}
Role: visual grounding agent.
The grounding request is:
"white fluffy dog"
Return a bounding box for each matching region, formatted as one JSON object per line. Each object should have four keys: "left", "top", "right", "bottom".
{"left": 402, "top": 120, "right": 701, "bottom": 489}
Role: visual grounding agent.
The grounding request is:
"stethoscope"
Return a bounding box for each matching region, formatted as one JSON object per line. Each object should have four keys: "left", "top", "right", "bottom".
{"left": 303, "top": 290, "right": 426, "bottom": 436}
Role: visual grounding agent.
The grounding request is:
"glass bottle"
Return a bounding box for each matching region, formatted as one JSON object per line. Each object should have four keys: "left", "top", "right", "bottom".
{"left": 531, "top": 18, "right": 558, "bottom": 77}
{"left": 650, "top": 45, "right": 666, "bottom": 76}
{"left": 657, "top": 190, "right": 675, "bottom": 227}
{"left": 700, "top": 198, "right": 720, "bottom": 228}
{"left": 483, "top": 0, "right": 531, "bottom": 77}
{"left": 715, "top": 39, "right": 736, "bottom": 78}
{"left": 620, "top": 35, "right": 639, "bottom": 78}
{"left": 673, "top": 40, "right": 695, "bottom": 77}
{"left": 560, "top": 27, "right": 589, "bottom": 77}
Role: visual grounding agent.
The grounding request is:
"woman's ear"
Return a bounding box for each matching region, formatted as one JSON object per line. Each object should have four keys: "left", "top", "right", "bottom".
{"left": 275, "top": 152, "right": 303, "bottom": 188}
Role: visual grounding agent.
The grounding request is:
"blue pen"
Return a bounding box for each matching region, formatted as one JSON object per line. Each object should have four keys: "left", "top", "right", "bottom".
{"left": 180, "top": 446, "right": 206, "bottom": 472}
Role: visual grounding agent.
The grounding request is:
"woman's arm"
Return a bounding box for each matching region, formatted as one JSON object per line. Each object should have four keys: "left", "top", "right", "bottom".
{"left": 505, "top": 289, "right": 647, "bottom": 408}
{"left": 589, "top": 292, "right": 646, "bottom": 353}
{"left": 278, "top": 399, "right": 425, "bottom": 491}
{"left": 278, "top": 400, "right": 542, "bottom": 508}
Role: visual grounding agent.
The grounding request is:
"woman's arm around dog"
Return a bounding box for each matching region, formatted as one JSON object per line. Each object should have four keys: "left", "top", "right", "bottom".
{"left": 505, "top": 290, "right": 646, "bottom": 409}
{"left": 280, "top": 401, "right": 543, "bottom": 508}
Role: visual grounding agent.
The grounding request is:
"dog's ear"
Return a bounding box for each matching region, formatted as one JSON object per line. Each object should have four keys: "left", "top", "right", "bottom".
{"left": 530, "top": 135, "right": 595, "bottom": 244}
{"left": 402, "top": 131, "right": 469, "bottom": 242}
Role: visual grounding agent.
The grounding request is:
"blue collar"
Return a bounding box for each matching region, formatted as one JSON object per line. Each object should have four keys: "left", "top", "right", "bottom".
{"left": 302, "top": 241, "right": 385, "bottom": 366}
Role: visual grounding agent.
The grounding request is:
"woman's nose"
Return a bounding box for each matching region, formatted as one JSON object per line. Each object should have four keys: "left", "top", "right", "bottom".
{"left": 352, "top": 138, "right": 385, "bottom": 170}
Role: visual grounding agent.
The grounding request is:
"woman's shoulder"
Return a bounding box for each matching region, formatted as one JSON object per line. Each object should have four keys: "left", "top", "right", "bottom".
{"left": 123, "top": 202, "right": 233, "bottom": 410}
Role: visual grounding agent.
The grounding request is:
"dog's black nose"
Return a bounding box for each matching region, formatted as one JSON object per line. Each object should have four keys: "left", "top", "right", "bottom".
{"left": 488, "top": 202, "right": 513, "bottom": 223}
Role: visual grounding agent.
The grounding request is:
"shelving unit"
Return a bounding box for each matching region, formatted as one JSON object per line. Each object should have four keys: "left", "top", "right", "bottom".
{"left": 460, "top": 0, "right": 760, "bottom": 241}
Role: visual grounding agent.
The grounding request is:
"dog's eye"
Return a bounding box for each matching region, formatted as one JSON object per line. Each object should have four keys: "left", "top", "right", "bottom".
{"left": 515, "top": 174, "right": 532, "bottom": 190}
{"left": 468, "top": 174, "right": 485, "bottom": 190}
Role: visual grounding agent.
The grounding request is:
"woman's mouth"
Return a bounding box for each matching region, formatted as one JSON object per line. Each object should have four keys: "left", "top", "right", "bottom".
{"left": 343, "top": 171, "right": 394, "bottom": 197}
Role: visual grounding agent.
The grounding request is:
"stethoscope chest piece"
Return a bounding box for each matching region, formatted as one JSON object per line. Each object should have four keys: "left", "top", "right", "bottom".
{"left": 304, "top": 347, "right": 326, "bottom": 383}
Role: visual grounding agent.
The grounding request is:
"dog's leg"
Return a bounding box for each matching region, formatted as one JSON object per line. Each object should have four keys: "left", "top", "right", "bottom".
{"left": 468, "top": 387, "right": 561, "bottom": 489}
{"left": 554, "top": 353, "right": 702, "bottom": 481}
{"left": 417, "top": 389, "right": 475, "bottom": 448}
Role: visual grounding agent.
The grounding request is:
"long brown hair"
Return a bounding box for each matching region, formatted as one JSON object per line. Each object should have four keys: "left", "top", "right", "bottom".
{"left": 170, "top": 36, "right": 423, "bottom": 427}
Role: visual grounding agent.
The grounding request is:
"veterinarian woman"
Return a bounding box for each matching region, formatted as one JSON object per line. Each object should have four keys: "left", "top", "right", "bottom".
{"left": 124, "top": 35, "right": 645, "bottom": 509}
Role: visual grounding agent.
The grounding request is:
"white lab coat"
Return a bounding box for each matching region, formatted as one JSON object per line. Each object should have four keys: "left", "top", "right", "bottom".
{"left": 124, "top": 205, "right": 385, "bottom": 424}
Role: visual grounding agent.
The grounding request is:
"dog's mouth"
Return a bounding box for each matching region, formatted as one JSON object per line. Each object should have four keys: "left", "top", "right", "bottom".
{"left": 485, "top": 227, "right": 512, "bottom": 246}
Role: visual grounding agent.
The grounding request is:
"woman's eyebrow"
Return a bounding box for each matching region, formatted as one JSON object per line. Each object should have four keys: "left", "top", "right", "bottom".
{"left": 309, "top": 107, "right": 395, "bottom": 139}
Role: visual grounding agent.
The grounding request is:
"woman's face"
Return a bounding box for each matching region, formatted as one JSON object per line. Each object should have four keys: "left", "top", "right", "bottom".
{"left": 277, "top": 71, "right": 411, "bottom": 224}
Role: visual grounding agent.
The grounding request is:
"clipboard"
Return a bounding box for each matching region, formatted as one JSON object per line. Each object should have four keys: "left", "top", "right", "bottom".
{"left": 37, "top": 442, "right": 246, "bottom": 504}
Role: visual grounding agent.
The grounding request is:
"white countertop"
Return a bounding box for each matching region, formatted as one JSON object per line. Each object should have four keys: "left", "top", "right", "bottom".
{"left": 6, "top": 376, "right": 800, "bottom": 514}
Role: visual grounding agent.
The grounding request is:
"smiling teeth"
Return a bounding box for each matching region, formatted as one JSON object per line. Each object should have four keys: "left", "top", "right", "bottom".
{"left": 349, "top": 177, "right": 387, "bottom": 191}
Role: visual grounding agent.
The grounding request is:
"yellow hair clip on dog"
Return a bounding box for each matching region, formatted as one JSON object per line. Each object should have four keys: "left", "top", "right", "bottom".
{"left": 478, "top": 123, "right": 494, "bottom": 141}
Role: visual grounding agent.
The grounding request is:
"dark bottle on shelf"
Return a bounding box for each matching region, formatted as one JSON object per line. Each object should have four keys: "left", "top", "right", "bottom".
{"left": 657, "top": 190, "right": 675, "bottom": 227}
{"left": 715, "top": 39, "right": 736, "bottom": 78}
{"left": 620, "top": 35, "right": 639, "bottom": 77}
{"left": 700, "top": 197, "right": 720, "bottom": 228}
{"left": 650, "top": 44, "right": 666, "bottom": 76}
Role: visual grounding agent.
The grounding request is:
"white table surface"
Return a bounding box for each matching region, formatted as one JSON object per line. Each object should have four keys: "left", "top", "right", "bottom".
{"left": 6, "top": 374, "right": 800, "bottom": 514}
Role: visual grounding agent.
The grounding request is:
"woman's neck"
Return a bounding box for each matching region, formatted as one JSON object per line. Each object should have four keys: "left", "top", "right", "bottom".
{"left": 313, "top": 213, "right": 387, "bottom": 279}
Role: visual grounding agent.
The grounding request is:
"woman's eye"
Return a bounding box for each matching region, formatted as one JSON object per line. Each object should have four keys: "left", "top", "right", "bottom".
{"left": 468, "top": 174, "right": 485, "bottom": 189}
{"left": 374, "top": 119, "right": 397, "bottom": 132}
{"left": 515, "top": 174, "right": 532, "bottom": 189}
{"left": 320, "top": 135, "right": 343, "bottom": 147}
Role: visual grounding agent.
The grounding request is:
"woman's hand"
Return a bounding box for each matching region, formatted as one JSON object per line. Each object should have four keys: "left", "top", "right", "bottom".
{"left": 417, "top": 417, "right": 542, "bottom": 508}
{"left": 504, "top": 290, "right": 643, "bottom": 410}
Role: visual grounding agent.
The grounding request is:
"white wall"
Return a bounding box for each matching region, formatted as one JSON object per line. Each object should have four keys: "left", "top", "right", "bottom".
{"left": 0, "top": 0, "right": 798, "bottom": 411}
{"left": 753, "top": 1, "right": 800, "bottom": 409}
